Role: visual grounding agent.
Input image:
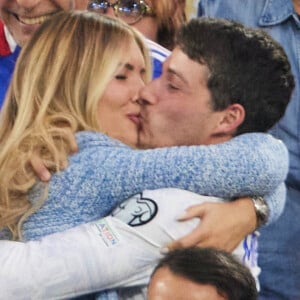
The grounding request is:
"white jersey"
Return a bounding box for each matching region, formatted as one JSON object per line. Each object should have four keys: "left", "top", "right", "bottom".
{"left": 112, "top": 189, "right": 260, "bottom": 299}
{"left": 145, "top": 38, "right": 171, "bottom": 63}
{"left": 0, "top": 189, "right": 259, "bottom": 299}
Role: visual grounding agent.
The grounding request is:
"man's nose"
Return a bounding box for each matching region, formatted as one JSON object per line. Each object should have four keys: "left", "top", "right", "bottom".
{"left": 138, "top": 81, "right": 158, "bottom": 106}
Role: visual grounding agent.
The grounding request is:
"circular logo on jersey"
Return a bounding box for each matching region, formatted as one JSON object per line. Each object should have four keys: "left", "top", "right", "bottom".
{"left": 111, "top": 192, "right": 158, "bottom": 226}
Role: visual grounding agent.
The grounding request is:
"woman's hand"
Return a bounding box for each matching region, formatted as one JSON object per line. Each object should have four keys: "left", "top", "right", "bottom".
{"left": 164, "top": 197, "right": 257, "bottom": 252}
{"left": 30, "top": 155, "right": 52, "bottom": 182}
{"left": 30, "top": 129, "right": 78, "bottom": 181}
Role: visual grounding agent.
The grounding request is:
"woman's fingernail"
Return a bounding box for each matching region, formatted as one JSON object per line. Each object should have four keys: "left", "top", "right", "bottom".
{"left": 41, "top": 171, "right": 51, "bottom": 182}
{"left": 160, "top": 247, "right": 169, "bottom": 254}
{"left": 176, "top": 212, "right": 188, "bottom": 220}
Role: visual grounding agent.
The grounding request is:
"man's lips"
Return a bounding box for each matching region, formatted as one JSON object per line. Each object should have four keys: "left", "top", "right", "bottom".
{"left": 13, "top": 11, "right": 61, "bottom": 25}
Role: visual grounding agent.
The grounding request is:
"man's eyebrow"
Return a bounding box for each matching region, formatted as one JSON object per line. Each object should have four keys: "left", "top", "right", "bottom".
{"left": 167, "top": 67, "right": 189, "bottom": 86}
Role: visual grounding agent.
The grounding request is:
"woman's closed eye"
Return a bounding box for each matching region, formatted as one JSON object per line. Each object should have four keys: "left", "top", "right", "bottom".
{"left": 115, "top": 74, "right": 127, "bottom": 80}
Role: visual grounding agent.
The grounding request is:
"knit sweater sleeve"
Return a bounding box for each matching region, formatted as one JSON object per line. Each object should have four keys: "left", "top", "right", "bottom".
{"left": 71, "top": 132, "right": 287, "bottom": 224}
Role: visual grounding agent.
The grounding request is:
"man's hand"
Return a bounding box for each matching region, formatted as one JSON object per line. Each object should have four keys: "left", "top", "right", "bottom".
{"left": 164, "top": 197, "right": 257, "bottom": 252}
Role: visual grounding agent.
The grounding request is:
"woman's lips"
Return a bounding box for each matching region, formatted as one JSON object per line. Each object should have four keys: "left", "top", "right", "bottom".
{"left": 127, "top": 113, "right": 141, "bottom": 126}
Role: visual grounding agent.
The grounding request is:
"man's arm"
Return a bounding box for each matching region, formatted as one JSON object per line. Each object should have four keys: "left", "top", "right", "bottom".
{"left": 166, "top": 183, "right": 285, "bottom": 252}
{"left": 166, "top": 197, "right": 256, "bottom": 252}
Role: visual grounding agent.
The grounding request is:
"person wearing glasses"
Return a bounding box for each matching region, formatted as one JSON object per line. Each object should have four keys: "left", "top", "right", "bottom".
{"left": 88, "top": 0, "right": 186, "bottom": 50}
{"left": 87, "top": 0, "right": 187, "bottom": 79}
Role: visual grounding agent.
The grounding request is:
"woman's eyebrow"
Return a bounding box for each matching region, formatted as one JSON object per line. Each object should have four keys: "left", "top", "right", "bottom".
{"left": 124, "top": 63, "right": 146, "bottom": 74}
{"left": 124, "top": 63, "right": 134, "bottom": 71}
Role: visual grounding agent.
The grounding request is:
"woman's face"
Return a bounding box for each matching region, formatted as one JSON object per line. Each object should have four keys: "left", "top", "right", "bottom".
{"left": 97, "top": 40, "right": 147, "bottom": 148}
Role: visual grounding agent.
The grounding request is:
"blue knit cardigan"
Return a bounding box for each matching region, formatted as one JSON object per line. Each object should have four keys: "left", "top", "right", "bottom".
{"left": 9, "top": 131, "right": 287, "bottom": 241}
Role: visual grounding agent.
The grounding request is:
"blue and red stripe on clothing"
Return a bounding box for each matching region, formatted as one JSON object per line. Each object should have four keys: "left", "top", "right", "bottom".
{"left": 0, "top": 20, "right": 21, "bottom": 108}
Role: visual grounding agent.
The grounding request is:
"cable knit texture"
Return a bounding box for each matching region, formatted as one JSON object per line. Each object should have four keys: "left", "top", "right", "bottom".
{"left": 0, "top": 131, "right": 288, "bottom": 241}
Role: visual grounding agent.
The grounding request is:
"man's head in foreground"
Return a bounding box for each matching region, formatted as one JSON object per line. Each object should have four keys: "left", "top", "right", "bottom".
{"left": 147, "top": 247, "right": 258, "bottom": 300}
{"left": 138, "top": 17, "right": 295, "bottom": 148}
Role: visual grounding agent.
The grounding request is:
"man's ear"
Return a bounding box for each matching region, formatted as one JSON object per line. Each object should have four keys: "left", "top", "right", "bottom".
{"left": 215, "top": 103, "right": 245, "bottom": 135}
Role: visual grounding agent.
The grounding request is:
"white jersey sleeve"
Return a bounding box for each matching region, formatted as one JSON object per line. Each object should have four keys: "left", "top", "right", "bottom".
{"left": 0, "top": 189, "right": 260, "bottom": 299}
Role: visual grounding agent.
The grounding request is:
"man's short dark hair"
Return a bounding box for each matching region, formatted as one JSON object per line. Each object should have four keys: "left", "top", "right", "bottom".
{"left": 152, "top": 247, "right": 258, "bottom": 300}
{"left": 176, "top": 18, "right": 295, "bottom": 134}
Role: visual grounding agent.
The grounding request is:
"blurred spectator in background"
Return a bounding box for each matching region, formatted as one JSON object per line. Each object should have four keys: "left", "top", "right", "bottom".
{"left": 88, "top": 0, "right": 187, "bottom": 78}
{"left": 88, "top": 0, "right": 186, "bottom": 50}
{"left": 0, "top": 0, "right": 89, "bottom": 107}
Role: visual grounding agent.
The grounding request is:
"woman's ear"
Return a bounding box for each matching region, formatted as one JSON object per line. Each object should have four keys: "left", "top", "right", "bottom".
{"left": 216, "top": 103, "right": 245, "bottom": 135}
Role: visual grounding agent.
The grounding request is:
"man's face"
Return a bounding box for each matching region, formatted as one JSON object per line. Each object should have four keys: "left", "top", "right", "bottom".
{"left": 138, "top": 47, "right": 226, "bottom": 148}
{"left": 147, "top": 266, "right": 227, "bottom": 300}
{"left": 0, "top": 0, "right": 87, "bottom": 46}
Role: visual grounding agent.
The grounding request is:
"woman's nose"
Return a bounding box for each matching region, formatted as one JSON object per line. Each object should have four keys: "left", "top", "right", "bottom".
{"left": 131, "top": 78, "right": 146, "bottom": 103}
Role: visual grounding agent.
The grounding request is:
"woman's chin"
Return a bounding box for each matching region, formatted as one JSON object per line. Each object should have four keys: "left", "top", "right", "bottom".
{"left": 112, "top": 133, "right": 139, "bottom": 148}
{"left": 123, "top": 137, "right": 139, "bottom": 148}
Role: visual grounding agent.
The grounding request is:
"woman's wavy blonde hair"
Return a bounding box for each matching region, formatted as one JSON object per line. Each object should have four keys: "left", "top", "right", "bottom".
{"left": 0, "top": 10, "right": 151, "bottom": 240}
